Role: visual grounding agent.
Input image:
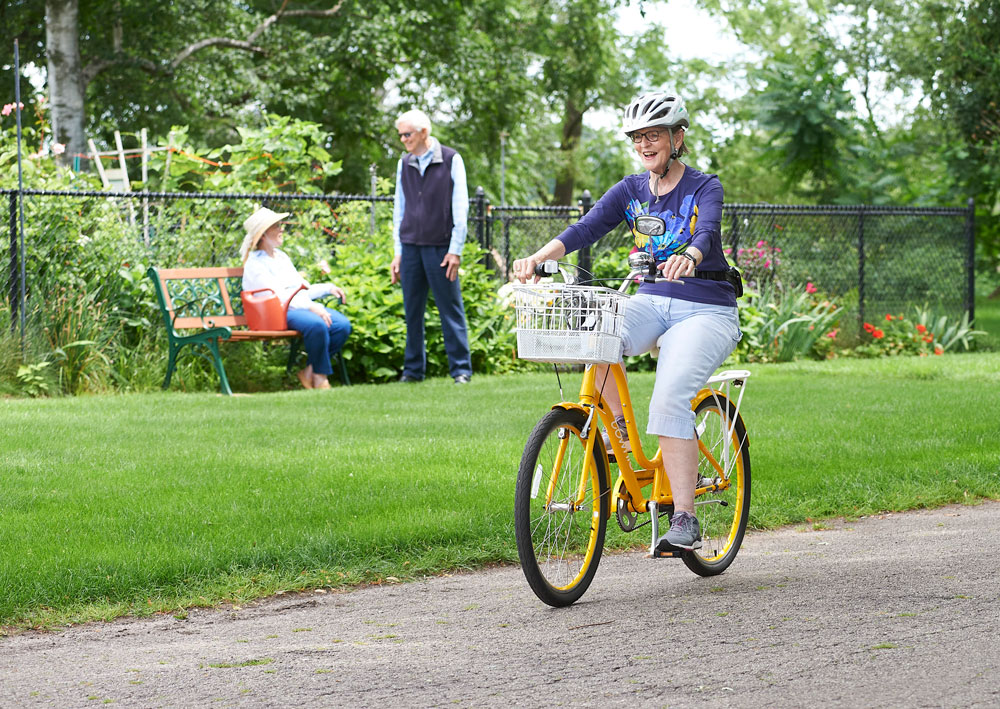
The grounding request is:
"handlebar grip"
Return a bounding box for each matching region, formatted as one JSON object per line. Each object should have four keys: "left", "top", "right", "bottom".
{"left": 534, "top": 260, "right": 559, "bottom": 277}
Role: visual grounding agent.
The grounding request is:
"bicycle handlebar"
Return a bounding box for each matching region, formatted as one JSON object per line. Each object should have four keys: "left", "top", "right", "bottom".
{"left": 528, "top": 259, "right": 684, "bottom": 291}
{"left": 533, "top": 260, "right": 560, "bottom": 277}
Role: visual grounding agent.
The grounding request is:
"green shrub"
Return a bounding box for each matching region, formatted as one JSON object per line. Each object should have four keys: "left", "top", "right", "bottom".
{"left": 745, "top": 282, "right": 842, "bottom": 362}
{"left": 853, "top": 306, "right": 984, "bottom": 358}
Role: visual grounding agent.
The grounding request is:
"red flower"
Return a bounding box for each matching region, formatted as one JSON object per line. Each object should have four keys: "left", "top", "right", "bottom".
{"left": 923, "top": 335, "right": 933, "bottom": 343}
{"left": 934, "top": 346, "right": 943, "bottom": 355}
{"left": 885, "top": 314, "right": 894, "bottom": 321}
{"left": 915, "top": 324, "right": 927, "bottom": 334}
{"left": 863, "top": 322, "right": 875, "bottom": 333}
{"left": 872, "top": 329, "right": 885, "bottom": 339}
{"left": 805, "top": 282, "right": 817, "bottom": 294}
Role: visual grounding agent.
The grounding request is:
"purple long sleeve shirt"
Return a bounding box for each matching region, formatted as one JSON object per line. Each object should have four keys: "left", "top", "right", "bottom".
{"left": 557, "top": 168, "right": 735, "bottom": 306}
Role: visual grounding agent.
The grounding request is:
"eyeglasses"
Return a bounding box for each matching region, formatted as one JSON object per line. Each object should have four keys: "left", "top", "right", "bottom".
{"left": 628, "top": 129, "right": 665, "bottom": 144}
{"left": 398, "top": 132, "right": 413, "bottom": 139}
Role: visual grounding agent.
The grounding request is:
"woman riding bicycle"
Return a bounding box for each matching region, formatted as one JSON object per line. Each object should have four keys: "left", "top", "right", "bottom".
{"left": 512, "top": 91, "right": 741, "bottom": 553}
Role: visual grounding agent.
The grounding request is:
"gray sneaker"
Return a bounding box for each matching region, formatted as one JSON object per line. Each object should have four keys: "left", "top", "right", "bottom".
{"left": 658, "top": 510, "right": 702, "bottom": 551}
{"left": 601, "top": 415, "right": 631, "bottom": 460}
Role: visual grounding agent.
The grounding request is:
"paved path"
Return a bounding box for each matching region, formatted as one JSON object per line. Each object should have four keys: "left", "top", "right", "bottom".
{"left": 2, "top": 502, "right": 999, "bottom": 708}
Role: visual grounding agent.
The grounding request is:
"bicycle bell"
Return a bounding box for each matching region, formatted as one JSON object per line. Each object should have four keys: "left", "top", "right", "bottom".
{"left": 628, "top": 251, "right": 654, "bottom": 271}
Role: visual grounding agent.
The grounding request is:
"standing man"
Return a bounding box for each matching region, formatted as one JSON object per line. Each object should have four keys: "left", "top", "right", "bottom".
{"left": 390, "top": 109, "right": 473, "bottom": 384}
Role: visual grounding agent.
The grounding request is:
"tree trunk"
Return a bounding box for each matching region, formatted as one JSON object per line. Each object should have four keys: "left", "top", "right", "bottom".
{"left": 45, "top": 0, "right": 86, "bottom": 165}
{"left": 552, "top": 98, "right": 584, "bottom": 206}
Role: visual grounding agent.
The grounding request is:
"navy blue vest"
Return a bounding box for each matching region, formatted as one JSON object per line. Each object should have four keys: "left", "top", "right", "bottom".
{"left": 399, "top": 142, "right": 456, "bottom": 247}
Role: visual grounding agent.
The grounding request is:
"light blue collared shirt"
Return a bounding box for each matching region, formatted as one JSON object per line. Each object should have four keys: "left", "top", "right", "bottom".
{"left": 391, "top": 136, "right": 469, "bottom": 257}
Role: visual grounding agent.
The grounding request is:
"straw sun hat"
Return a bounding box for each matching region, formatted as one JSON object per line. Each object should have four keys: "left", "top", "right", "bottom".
{"left": 240, "top": 206, "right": 290, "bottom": 263}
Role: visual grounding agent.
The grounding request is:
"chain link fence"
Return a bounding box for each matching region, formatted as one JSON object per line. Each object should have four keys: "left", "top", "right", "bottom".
{"left": 486, "top": 196, "right": 976, "bottom": 325}
{"left": 1, "top": 187, "right": 975, "bottom": 358}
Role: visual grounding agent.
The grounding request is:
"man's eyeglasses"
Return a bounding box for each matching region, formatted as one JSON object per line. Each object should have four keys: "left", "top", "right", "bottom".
{"left": 398, "top": 132, "right": 413, "bottom": 139}
{"left": 628, "top": 129, "right": 665, "bottom": 144}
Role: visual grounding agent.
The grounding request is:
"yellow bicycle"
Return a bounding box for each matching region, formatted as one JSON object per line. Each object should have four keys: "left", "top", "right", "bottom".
{"left": 512, "top": 252, "right": 751, "bottom": 607}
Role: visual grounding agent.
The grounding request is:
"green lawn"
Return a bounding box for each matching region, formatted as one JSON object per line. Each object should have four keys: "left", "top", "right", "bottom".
{"left": 2, "top": 353, "right": 999, "bottom": 630}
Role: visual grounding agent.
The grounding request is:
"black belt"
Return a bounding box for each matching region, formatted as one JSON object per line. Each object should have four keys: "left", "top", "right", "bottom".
{"left": 691, "top": 267, "right": 743, "bottom": 297}
{"left": 692, "top": 269, "right": 729, "bottom": 281}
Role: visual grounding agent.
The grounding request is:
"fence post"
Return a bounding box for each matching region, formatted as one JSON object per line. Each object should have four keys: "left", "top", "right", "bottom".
{"left": 578, "top": 190, "right": 592, "bottom": 278}
{"left": 369, "top": 163, "right": 377, "bottom": 235}
{"left": 857, "top": 205, "right": 866, "bottom": 328}
{"left": 965, "top": 197, "right": 976, "bottom": 323}
{"left": 7, "top": 192, "right": 18, "bottom": 333}
{"left": 474, "top": 185, "right": 493, "bottom": 268}
{"left": 729, "top": 208, "right": 740, "bottom": 255}
{"left": 474, "top": 186, "right": 486, "bottom": 248}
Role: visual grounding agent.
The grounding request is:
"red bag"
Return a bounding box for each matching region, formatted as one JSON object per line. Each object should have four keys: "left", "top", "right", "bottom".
{"left": 241, "top": 285, "right": 305, "bottom": 330}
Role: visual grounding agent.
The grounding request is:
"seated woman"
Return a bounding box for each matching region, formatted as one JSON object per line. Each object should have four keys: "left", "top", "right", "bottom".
{"left": 240, "top": 206, "right": 351, "bottom": 390}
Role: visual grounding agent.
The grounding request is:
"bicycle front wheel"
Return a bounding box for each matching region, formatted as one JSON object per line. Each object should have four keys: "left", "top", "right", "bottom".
{"left": 514, "top": 407, "right": 610, "bottom": 607}
{"left": 683, "top": 394, "right": 751, "bottom": 576}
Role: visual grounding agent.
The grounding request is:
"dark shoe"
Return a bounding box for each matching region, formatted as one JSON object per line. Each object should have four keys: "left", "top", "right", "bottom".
{"left": 453, "top": 374, "right": 471, "bottom": 384}
{"left": 601, "top": 415, "right": 631, "bottom": 462}
{"left": 399, "top": 374, "right": 421, "bottom": 383}
{"left": 657, "top": 510, "right": 702, "bottom": 551}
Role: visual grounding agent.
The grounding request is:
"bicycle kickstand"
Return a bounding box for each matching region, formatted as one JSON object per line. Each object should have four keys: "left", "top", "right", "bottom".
{"left": 648, "top": 500, "right": 660, "bottom": 556}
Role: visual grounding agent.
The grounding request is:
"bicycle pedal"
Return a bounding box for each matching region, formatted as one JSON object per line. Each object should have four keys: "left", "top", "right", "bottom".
{"left": 647, "top": 548, "right": 682, "bottom": 559}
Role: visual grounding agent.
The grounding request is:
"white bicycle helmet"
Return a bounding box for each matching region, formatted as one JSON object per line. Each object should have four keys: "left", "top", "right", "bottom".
{"left": 622, "top": 92, "right": 689, "bottom": 135}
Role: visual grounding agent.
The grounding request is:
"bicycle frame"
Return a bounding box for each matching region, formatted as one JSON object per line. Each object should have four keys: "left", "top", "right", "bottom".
{"left": 541, "top": 362, "right": 750, "bottom": 554}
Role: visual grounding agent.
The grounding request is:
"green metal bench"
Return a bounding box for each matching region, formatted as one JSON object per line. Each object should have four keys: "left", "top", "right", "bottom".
{"left": 147, "top": 266, "right": 349, "bottom": 395}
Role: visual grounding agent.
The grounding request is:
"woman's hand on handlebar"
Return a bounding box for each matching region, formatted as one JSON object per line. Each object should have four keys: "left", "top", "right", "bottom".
{"left": 511, "top": 255, "right": 544, "bottom": 284}
{"left": 657, "top": 246, "right": 703, "bottom": 282}
{"left": 512, "top": 239, "right": 567, "bottom": 283}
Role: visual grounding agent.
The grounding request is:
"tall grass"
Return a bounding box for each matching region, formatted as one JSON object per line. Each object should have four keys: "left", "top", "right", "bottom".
{"left": 2, "top": 353, "right": 999, "bottom": 629}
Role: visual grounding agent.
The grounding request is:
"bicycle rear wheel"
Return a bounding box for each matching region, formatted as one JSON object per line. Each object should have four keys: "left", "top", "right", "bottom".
{"left": 514, "top": 407, "right": 610, "bottom": 607}
{"left": 683, "top": 394, "right": 751, "bottom": 576}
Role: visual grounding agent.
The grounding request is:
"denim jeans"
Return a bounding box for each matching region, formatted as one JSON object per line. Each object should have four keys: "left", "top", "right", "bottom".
{"left": 399, "top": 243, "right": 472, "bottom": 379}
{"left": 621, "top": 293, "right": 741, "bottom": 439}
{"left": 286, "top": 306, "right": 351, "bottom": 376}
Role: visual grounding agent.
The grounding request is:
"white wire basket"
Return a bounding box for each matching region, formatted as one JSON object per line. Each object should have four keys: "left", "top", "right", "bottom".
{"left": 513, "top": 284, "right": 629, "bottom": 364}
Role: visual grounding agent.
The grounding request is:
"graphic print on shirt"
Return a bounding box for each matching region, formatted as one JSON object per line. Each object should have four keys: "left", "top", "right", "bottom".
{"left": 625, "top": 195, "right": 699, "bottom": 262}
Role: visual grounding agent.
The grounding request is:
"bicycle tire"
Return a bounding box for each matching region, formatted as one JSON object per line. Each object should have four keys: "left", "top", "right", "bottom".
{"left": 682, "top": 394, "right": 751, "bottom": 576}
{"left": 514, "top": 407, "right": 610, "bottom": 607}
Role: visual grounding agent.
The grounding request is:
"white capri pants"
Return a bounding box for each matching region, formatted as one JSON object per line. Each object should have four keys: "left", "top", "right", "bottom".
{"left": 619, "top": 293, "right": 741, "bottom": 440}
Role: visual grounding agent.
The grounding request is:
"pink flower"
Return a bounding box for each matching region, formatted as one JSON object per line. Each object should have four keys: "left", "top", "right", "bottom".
{"left": 1, "top": 102, "right": 24, "bottom": 116}
{"left": 52, "top": 142, "right": 66, "bottom": 155}
{"left": 756, "top": 240, "right": 766, "bottom": 248}
{"left": 805, "top": 282, "right": 817, "bottom": 294}
{"left": 826, "top": 329, "right": 838, "bottom": 339}
{"left": 764, "top": 260, "right": 771, "bottom": 268}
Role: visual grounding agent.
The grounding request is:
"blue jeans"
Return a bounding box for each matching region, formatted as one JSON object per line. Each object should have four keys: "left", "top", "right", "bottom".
{"left": 399, "top": 243, "right": 472, "bottom": 379}
{"left": 621, "top": 294, "right": 741, "bottom": 439}
{"left": 286, "top": 306, "right": 351, "bottom": 376}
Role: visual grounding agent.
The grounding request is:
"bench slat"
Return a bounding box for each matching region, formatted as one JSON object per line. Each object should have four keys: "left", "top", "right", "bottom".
{"left": 172, "top": 315, "right": 246, "bottom": 329}
{"left": 228, "top": 330, "right": 299, "bottom": 340}
{"left": 158, "top": 267, "right": 244, "bottom": 279}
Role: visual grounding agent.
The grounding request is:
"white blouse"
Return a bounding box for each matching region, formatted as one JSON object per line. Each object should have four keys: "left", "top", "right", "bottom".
{"left": 242, "top": 248, "right": 335, "bottom": 310}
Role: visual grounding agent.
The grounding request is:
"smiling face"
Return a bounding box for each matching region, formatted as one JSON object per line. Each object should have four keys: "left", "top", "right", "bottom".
{"left": 398, "top": 121, "right": 430, "bottom": 156}
{"left": 633, "top": 126, "right": 685, "bottom": 174}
